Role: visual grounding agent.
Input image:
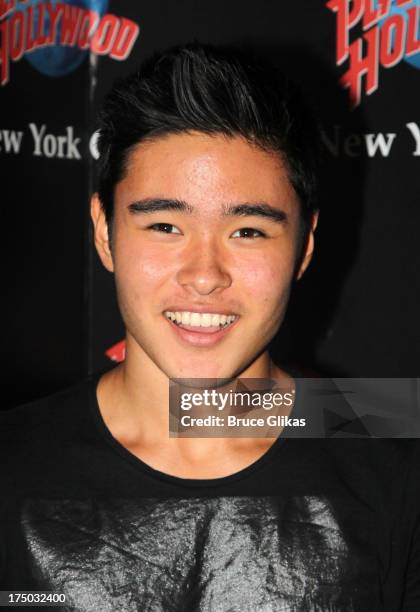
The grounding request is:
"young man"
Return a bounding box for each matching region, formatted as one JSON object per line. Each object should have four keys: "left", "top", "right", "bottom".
{"left": 1, "top": 43, "right": 419, "bottom": 610}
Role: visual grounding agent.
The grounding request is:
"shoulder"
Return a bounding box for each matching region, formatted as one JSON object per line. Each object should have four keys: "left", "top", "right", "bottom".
{"left": 0, "top": 377, "right": 97, "bottom": 460}
{"left": 318, "top": 437, "right": 420, "bottom": 476}
{"left": 318, "top": 438, "right": 420, "bottom": 515}
{"left": 1, "top": 377, "right": 94, "bottom": 424}
{"left": 0, "top": 373, "right": 121, "bottom": 502}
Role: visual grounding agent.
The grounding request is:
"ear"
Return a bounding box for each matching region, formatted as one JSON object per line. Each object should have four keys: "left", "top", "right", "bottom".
{"left": 90, "top": 193, "right": 114, "bottom": 272}
{"left": 296, "top": 210, "right": 319, "bottom": 280}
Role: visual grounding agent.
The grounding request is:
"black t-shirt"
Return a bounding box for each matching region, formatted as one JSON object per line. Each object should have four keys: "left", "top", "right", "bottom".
{"left": 1, "top": 376, "right": 420, "bottom": 611}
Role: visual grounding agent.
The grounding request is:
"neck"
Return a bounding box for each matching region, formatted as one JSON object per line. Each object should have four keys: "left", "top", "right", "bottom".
{"left": 97, "top": 333, "right": 290, "bottom": 447}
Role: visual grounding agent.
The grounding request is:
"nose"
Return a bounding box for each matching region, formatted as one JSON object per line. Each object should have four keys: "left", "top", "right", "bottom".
{"left": 176, "top": 239, "right": 232, "bottom": 296}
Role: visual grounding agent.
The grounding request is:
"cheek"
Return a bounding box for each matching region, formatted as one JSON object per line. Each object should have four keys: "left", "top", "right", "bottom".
{"left": 234, "top": 249, "right": 295, "bottom": 304}
{"left": 113, "top": 239, "right": 174, "bottom": 300}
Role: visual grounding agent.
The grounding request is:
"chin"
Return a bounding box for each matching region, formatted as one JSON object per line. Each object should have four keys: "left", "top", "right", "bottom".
{"left": 168, "top": 367, "right": 232, "bottom": 382}
{"left": 159, "top": 357, "right": 232, "bottom": 381}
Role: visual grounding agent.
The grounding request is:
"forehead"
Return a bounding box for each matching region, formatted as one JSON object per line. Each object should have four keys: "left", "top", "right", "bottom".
{"left": 116, "top": 132, "right": 298, "bottom": 213}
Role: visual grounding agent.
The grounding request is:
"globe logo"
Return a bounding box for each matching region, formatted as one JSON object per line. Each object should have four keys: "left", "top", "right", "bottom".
{"left": 15, "top": 0, "right": 109, "bottom": 77}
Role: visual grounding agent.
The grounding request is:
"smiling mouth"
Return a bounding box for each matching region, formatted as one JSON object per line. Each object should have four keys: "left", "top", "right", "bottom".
{"left": 164, "top": 310, "right": 238, "bottom": 332}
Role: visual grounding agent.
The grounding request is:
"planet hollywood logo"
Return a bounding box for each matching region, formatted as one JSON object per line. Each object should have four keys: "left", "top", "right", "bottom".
{"left": 327, "top": 0, "right": 420, "bottom": 106}
{"left": 0, "top": 0, "right": 140, "bottom": 86}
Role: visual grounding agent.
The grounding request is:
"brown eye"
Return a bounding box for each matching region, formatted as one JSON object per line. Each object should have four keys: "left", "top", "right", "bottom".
{"left": 231, "top": 227, "right": 266, "bottom": 238}
{"left": 148, "top": 223, "right": 181, "bottom": 234}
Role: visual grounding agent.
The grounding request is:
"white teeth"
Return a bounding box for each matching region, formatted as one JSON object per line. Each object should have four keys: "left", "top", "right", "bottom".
{"left": 211, "top": 314, "right": 219, "bottom": 326}
{"left": 190, "top": 313, "right": 201, "bottom": 326}
{"left": 201, "top": 314, "right": 212, "bottom": 327}
{"left": 164, "top": 311, "right": 237, "bottom": 329}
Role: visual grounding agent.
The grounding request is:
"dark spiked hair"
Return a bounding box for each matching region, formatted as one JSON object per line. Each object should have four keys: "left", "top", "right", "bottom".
{"left": 96, "top": 42, "right": 320, "bottom": 234}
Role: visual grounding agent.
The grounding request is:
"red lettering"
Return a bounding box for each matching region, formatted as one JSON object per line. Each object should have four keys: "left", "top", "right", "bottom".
{"left": 326, "top": 0, "right": 363, "bottom": 64}
{"left": 46, "top": 2, "right": 64, "bottom": 44}
{"left": 77, "top": 9, "right": 99, "bottom": 49}
{"left": 0, "top": 0, "right": 15, "bottom": 20}
{"left": 109, "top": 17, "right": 139, "bottom": 60}
{"left": 405, "top": 6, "right": 420, "bottom": 56}
{"left": 9, "top": 10, "right": 24, "bottom": 60}
{"left": 395, "top": 0, "right": 412, "bottom": 5}
{"left": 0, "top": 18, "right": 9, "bottom": 85}
{"left": 60, "top": 5, "right": 82, "bottom": 46}
{"left": 362, "top": 0, "right": 391, "bottom": 30}
{"left": 380, "top": 14, "right": 405, "bottom": 67}
{"left": 341, "top": 26, "right": 379, "bottom": 107}
{"left": 91, "top": 14, "right": 118, "bottom": 55}
{"left": 34, "top": 2, "right": 48, "bottom": 46}
{"left": 0, "top": 6, "right": 139, "bottom": 86}
{"left": 25, "top": 5, "right": 36, "bottom": 52}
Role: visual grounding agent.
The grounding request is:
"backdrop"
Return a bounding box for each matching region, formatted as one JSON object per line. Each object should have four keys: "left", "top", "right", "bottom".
{"left": 2, "top": 0, "right": 420, "bottom": 409}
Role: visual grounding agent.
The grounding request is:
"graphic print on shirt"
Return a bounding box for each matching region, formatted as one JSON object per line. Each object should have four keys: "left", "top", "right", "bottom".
{"left": 21, "top": 495, "right": 375, "bottom": 611}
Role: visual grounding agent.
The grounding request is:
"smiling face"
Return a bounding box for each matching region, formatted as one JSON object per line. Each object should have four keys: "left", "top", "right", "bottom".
{"left": 92, "top": 132, "right": 316, "bottom": 380}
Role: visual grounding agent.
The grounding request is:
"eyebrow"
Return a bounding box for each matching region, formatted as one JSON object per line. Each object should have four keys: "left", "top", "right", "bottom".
{"left": 223, "top": 203, "right": 287, "bottom": 224}
{"left": 128, "top": 198, "right": 194, "bottom": 214}
{"left": 127, "top": 198, "right": 288, "bottom": 224}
